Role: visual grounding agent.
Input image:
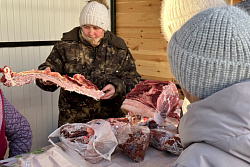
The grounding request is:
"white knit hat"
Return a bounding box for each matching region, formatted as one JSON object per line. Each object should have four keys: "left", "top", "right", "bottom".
{"left": 160, "top": 0, "right": 227, "bottom": 41}
{"left": 79, "top": 1, "right": 110, "bottom": 31}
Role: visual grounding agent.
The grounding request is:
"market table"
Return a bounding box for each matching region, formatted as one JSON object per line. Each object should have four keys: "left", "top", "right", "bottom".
{"left": 0, "top": 143, "right": 178, "bottom": 167}
{"left": 97, "top": 146, "right": 178, "bottom": 167}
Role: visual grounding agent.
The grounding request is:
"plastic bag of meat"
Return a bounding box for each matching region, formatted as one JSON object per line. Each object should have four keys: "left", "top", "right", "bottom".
{"left": 107, "top": 116, "right": 158, "bottom": 137}
{"left": 149, "top": 129, "right": 174, "bottom": 151}
{"left": 48, "top": 119, "right": 118, "bottom": 163}
{"left": 149, "top": 128, "right": 183, "bottom": 155}
{"left": 116, "top": 124, "right": 151, "bottom": 163}
{"left": 164, "top": 135, "right": 183, "bottom": 155}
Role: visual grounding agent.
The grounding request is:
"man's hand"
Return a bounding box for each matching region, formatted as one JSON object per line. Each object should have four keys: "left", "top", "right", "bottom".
{"left": 101, "top": 84, "right": 115, "bottom": 99}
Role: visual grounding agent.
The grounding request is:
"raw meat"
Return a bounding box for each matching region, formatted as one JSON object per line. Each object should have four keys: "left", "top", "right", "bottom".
{"left": 117, "top": 125, "right": 150, "bottom": 163}
{"left": 0, "top": 66, "right": 104, "bottom": 100}
{"left": 57, "top": 120, "right": 118, "bottom": 164}
{"left": 164, "top": 135, "right": 183, "bottom": 155}
{"left": 121, "top": 80, "right": 180, "bottom": 126}
{"left": 149, "top": 128, "right": 174, "bottom": 151}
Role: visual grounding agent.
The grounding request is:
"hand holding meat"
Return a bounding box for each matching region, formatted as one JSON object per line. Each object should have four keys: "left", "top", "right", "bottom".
{"left": 101, "top": 84, "right": 115, "bottom": 99}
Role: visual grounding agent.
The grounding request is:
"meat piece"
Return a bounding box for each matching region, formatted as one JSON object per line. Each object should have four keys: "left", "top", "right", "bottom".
{"left": 117, "top": 125, "right": 150, "bottom": 163}
{"left": 0, "top": 66, "right": 104, "bottom": 100}
{"left": 164, "top": 135, "right": 183, "bottom": 155}
{"left": 60, "top": 124, "right": 95, "bottom": 144}
{"left": 149, "top": 129, "right": 174, "bottom": 151}
{"left": 121, "top": 80, "right": 180, "bottom": 126}
{"left": 60, "top": 124, "right": 88, "bottom": 138}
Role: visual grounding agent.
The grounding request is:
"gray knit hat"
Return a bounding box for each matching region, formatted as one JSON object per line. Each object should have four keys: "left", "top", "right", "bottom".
{"left": 79, "top": 0, "right": 110, "bottom": 31}
{"left": 167, "top": 6, "right": 250, "bottom": 99}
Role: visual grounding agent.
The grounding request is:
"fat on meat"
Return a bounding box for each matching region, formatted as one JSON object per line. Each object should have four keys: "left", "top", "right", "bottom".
{"left": 121, "top": 80, "right": 180, "bottom": 126}
{"left": 0, "top": 66, "right": 104, "bottom": 100}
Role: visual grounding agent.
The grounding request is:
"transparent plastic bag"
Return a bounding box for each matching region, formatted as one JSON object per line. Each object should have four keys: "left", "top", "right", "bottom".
{"left": 49, "top": 119, "right": 118, "bottom": 163}
{"left": 116, "top": 124, "right": 150, "bottom": 163}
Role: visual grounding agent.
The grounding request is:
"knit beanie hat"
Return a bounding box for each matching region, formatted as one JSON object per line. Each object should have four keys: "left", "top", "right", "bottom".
{"left": 79, "top": 0, "right": 110, "bottom": 31}
{"left": 167, "top": 6, "right": 250, "bottom": 99}
{"left": 160, "top": 0, "right": 227, "bottom": 41}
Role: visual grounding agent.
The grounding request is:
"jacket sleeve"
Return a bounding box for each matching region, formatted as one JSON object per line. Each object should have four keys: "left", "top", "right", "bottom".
{"left": 3, "top": 93, "right": 32, "bottom": 157}
{"left": 108, "top": 50, "right": 141, "bottom": 98}
{"left": 36, "top": 42, "right": 64, "bottom": 92}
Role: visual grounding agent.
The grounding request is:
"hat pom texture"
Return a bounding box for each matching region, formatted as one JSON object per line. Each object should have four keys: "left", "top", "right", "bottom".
{"left": 167, "top": 6, "right": 250, "bottom": 99}
{"left": 79, "top": 0, "right": 110, "bottom": 31}
{"left": 160, "top": 0, "right": 227, "bottom": 42}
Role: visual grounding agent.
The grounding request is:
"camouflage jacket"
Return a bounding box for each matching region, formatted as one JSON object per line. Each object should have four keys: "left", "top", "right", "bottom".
{"left": 36, "top": 27, "right": 141, "bottom": 126}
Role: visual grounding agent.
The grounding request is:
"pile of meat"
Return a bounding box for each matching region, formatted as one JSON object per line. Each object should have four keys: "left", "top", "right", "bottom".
{"left": 121, "top": 80, "right": 181, "bottom": 126}
{"left": 108, "top": 116, "right": 183, "bottom": 162}
{"left": 0, "top": 66, "right": 104, "bottom": 100}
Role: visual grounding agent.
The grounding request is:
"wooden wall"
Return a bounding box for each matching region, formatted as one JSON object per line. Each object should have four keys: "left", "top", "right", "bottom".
{"left": 116, "top": 0, "right": 243, "bottom": 82}
{"left": 116, "top": 0, "right": 173, "bottom": 82}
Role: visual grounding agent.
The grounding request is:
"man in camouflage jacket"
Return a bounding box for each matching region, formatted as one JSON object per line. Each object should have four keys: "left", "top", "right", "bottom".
{"left": 36, "top": 26, "right": 141, "bottom": 126}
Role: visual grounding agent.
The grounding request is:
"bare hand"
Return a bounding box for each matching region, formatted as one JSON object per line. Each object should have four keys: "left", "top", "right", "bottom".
{"left": 101, "top": 84, "right": 115, "bottom": 99}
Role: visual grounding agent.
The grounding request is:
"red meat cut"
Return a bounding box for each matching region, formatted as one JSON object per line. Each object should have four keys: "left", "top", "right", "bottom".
{"left": 0, "top": 66, "right": 104, "bottom": 100}
{"left": 121, "top": 80, "right": 180, "bottom": 126}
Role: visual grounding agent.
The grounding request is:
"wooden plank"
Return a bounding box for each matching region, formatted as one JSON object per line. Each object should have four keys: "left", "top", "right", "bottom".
{"left": 131, "top": 50, "right": 167, "bottom": 63}
{"left": 124, "top": 38, "right": 167, "bottom": 52}
{"left": 117, "top": 13, "right": 160, "bottom": 28}
{"left": 116, "top": 27, "right": 164, "bottom": 39}
{"left": 116, "top": 0, "right": 161, "bottom": 14}
{"left": 140, "top": 75, "right": 176, "bottom": 82}
{"left": 135, "top": 59, "right": 174, "bottom": 78}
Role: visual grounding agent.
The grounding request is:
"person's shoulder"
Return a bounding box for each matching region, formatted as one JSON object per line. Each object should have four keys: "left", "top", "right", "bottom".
{"left": 105, "top": 31, "right": 128, "bottom": 50}
{"left": 61, "top": 27, "right": 80, "bottom": 42}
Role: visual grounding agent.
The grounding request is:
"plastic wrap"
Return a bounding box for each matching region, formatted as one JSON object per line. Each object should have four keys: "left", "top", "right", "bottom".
{"left": 117, "top": 124, "right": 150, "bottom": 163}
{"left": 164, "top": 135, "right": 183, "bottom": 155}
{"left": 149, "top": 129, "right": 174, "bottom": 150}
{"left": 49, "top": 119, "right": 118, "bottom": 163}
{"left": 149, "top": 128, "right": 183, "bottom": 155}
{"left": 17, "top": 146, "right": 94, "bottom": 167}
